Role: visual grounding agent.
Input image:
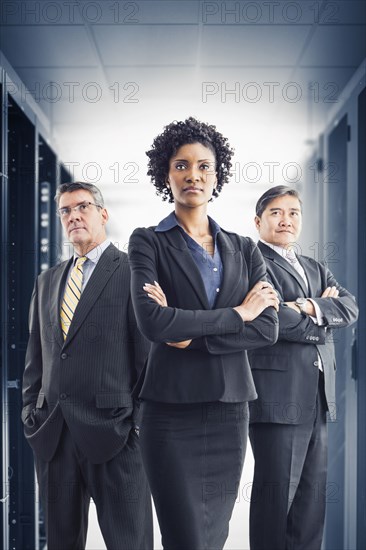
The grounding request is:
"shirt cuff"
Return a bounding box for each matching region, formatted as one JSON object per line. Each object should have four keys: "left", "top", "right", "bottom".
{"left": 308, "top": 299, "right": 325, "bottom": 325}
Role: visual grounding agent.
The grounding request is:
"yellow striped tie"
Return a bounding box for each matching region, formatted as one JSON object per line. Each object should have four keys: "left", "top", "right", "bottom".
{"left": 60, "top": 256, "right": 87, "bottom": 340}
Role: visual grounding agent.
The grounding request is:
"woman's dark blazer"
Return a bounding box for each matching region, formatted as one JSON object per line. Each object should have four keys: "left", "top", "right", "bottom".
{"left": 128, "top": 224, "right": 279, "bottom": 404}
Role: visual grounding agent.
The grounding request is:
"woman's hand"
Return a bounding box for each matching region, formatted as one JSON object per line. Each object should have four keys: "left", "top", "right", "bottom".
{"left": 166, "top": 340, "right": 192, "bottom": 349}
{"left": 143, "top": 282, "right": 192, "bottom": 348}
{"left": 143, "top": 281, "right": 168, "bottom": 307}
{"left": 233, "top": 281, "right": 280, "bottom": 322}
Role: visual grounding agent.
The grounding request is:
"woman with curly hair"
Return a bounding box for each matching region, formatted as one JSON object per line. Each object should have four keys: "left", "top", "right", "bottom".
{"left": 128, "top": 117, "right": 279, "bottom": 549}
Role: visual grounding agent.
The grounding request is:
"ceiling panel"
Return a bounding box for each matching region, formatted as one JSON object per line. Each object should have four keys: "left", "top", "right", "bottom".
{"left": 0, "top": 25, "right": 94, "bottom": 67}
{"left": 301, "top": 25, "right": 366, "bottom": 67}
{"left": 123, "top": 1, "right": 200, "bottom": 24}
{"left": 93, "top": 25, "right": 199, "bottom": 66}
{"left": 201, "top": 25, "right": 311, "bottom": 66}
{"left": 322, "top": 1, "right": 366, "bottom": 25}
{"left": 0, "top": 0, "right": 84, "bottom": 25}
{"left": 8, "top": 66, "right": 105, "bottom": 98}
{"left": 1, "top": 0, "right": 201, "bottom": 25}
{"left": 201, "top": 1, "right": 328, "bottom": 25}
{"left": 4, "top": 1, "right": 364, "bottom": 28}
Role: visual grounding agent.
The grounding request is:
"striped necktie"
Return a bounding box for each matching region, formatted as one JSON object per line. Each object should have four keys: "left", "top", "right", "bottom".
{"left": 285, "top": 249, "right": 308, "bottom": 287}
{"left": 60, "top": 256, "right": 87, "bottom": 340}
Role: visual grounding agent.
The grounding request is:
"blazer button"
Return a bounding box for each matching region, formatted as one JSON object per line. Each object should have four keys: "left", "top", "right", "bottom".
{"left": 61, "top": 353, "right": 68, "bottom": 359}
{"left": 59, "top": 393, "right": 68, "bottom": 400}
{"left": 313, "top": 361, "right": 319, "bottom": 367}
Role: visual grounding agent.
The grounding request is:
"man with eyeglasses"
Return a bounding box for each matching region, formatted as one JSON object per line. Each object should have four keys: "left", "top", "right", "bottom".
{"left": 22, "top": 182, "right": 153, "bottom": 550}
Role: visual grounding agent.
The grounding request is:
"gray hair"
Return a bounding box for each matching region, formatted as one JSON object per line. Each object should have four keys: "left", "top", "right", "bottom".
{"left": 54, "top": 181, "right": 105, "bottom": 207}
{"left": 255, "top": 185, "right": 302, "bottom": 217}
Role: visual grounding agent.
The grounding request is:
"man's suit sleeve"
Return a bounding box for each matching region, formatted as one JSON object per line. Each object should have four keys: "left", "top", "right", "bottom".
{"left": 188, "top": 240, "right": 279, "bottom": 354}
{"left": 22, "top": 277, "right": 43, "bottom": 422}
{"left": 272, "top": 263, "right": 358, "bottom": 344}
{"left": 310, "top": 265, "right": 358, "bottom": 328}
{"left": 276, "top": 304, "right": 327, "bottom": 344}
{"left": 127, "top": 295, "right": 151, "bottom": 379}
{"left": 128, "top": 228, "right": 257, "bottom": 343}
{"left": 263, "top": 269, "right": 327, "bottom": 344}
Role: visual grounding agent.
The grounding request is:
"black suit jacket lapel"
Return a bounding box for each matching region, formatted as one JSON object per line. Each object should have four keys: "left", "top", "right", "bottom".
{"left": 215, "top": 231, "right": 243, "bottom": 308}
{"left": 258, "top": 241, "right": 308, "bottom": 296}
{"left": 164, "top": 228, "right": 210, "bottom": 309}
{"left": 64, "top": 244, "right": 120, "bottom": 346}
{"left": 296, "top": 255, "right": 319, "bottom": 297}
{"left": 49, "top": 258, "right": 73, "bottom": 348}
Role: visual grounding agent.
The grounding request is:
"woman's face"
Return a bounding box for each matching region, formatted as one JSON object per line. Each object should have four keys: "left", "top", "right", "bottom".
{"left": 167, "top": 142, "right": 217, "bottom": 209}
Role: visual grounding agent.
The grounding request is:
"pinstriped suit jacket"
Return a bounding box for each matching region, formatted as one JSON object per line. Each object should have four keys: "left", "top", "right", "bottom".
{"left": 22, "top": 243, "right": 150, "bottom": 463}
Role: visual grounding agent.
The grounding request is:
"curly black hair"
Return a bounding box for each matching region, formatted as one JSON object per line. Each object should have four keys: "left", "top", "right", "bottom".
{"left": 146, "top": 117, "right": 234, "bottom": 203}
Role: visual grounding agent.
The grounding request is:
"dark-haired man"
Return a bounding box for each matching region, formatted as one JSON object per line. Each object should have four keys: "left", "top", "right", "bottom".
{"left": 248, "top": 185, "right": 358, "bottom": 550}
{"left": 22, "top": 182, "right": 153, "bottom": 549}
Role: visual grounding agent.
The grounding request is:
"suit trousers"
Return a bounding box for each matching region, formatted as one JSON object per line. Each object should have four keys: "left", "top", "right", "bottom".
{"left": 139, "top": 400, "right": 248, "bottom": 550}
{"left": 249, "top": 372, "right": 328, "bottom": 550}
{"left": 34, "top": 422, "right": 153, "bottom": 550}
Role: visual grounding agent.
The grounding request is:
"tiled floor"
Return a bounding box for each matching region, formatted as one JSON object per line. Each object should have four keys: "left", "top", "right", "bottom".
{"left": 86, "top": 447, "right": 254, "bottom": 550}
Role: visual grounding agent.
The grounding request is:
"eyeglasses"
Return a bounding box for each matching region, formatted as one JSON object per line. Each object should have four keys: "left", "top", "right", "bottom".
{"left": 57, "top": 201, "right": 102, "bottom": 218}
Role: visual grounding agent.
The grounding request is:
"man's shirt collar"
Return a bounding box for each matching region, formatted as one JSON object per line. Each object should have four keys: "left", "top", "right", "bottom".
{"left": 260, "top": 238, "right": 298, "bottom": 260}
{"left": 73, "top": 239, "right": 111, "bottom": 265}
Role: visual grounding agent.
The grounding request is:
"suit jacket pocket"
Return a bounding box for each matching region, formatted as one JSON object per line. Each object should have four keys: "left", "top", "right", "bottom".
{"left": 249, "top": 353, "right": 289, "bottom": 371}
{"left": 95, "top": 392, "right": 133, "bottom": 408}
{"left": 25, "top": 403, "right": 61, "bottom": 439}
{"left": 95, "top": 392, "right": 133, "bottom": 421}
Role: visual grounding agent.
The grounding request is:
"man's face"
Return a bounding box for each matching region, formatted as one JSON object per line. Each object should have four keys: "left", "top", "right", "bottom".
{"left": 255, "top": 194, "right": 302, "bottom": 248}
{"left": 58, "top": 190, "right": 108, "bottom": 253}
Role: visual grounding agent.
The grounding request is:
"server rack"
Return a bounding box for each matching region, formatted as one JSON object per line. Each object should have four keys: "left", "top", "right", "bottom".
{"left": 302, "top": 62, "right": 365, "bottom": 550}
{"left": 1, "top": 59, "right": 71, "bottom": 550}
{"left": 7, "top": 92, "right": 38, "bottom": 550}
{"left": 357, "top": 85, "right": 366, "bottom": 550}
{"left": 1, "top": 76, "right": 7, "bottom": 550}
